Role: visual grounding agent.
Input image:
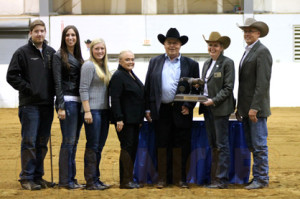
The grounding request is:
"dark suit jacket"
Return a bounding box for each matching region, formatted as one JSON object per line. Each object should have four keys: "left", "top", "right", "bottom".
{"left": 145, "top": 54, "right": 199, "bottom": 128}
{"left": 109, "top": 65, "right": 145, "bottom": 124}
{"left": 200, "top": 54, "right": 235, "bottom": 116}
{"left": 237, "top": 40, "right": 273, "bottom": 118}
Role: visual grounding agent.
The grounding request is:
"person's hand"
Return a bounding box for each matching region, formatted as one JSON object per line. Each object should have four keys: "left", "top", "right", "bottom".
{"left": 249, "top": 109, "right": 258, "bottom": 123}
{"left": 181, "top": 106, "right": 189, "bottom": 115}
{"left": 202, "top": 98, "right": 214, "bottom": 106}
{"left": 116, "top": 121, "right": 124, "bottom": 132}
{"left": 145, "top": 112, "right": 152, "bottom": 122}
{"left": 58, "top": 109, "right": 66, "bottom": 120}
{"left": 235, "top": 110, "right": 242, "bottom": 122}
{"left": 193, "top": 84, "right": 200, "bottom": 89}
{"left": 84, "top": 111, "right": 93, "bottom": 124}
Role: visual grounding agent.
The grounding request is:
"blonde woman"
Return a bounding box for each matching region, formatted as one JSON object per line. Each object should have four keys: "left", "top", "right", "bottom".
{"left": 79, "top": 38, "right": 111, "bottom": 190}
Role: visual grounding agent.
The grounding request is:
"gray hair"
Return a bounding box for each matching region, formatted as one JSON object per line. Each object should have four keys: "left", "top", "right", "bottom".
{"left": 119, "top": 50, "right": 134, "bottom": 61}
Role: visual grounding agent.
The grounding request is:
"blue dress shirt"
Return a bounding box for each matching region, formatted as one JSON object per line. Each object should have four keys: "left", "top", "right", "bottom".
{"left": 161, "top": 54, "right": 181, "bottom": 103}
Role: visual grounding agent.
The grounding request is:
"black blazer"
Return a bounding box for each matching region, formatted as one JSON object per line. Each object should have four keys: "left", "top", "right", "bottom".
{"left": 144, "top": 54, "right": 200, "bottom": 128}
{"left": 109, "top": 65, "right": 145, "bottom": 124}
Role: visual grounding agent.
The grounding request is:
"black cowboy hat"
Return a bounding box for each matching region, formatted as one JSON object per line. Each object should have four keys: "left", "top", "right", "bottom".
{"left": 157, "top": 28, "right": 188, "bottom": 46}
{"left": 84, "top": 39, "right": 92, "bottom": 44}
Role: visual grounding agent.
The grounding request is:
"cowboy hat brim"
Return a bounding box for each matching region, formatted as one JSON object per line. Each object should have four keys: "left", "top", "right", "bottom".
{"left": 158, "top": 34, "right": 188, "bottom": 46}
{"left": 237, "top": 21, "right": 269, "bottom": 37}
{"left": 203, "top": 35, "right": 231, "bottom": 49}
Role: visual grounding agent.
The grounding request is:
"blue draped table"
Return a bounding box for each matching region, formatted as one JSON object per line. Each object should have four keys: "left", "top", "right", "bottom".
{"left": 133, "top": 120, "right": 250, "bottom": 185}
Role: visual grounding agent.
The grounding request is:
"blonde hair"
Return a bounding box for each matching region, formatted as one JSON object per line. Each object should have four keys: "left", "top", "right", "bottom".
{"left": 89, "top": 38, "right": 111, "bottom": 85}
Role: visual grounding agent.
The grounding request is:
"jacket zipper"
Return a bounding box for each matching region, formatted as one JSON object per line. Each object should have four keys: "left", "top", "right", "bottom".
{"left": 32, "top": 41, "right": 46, "bottom": 67}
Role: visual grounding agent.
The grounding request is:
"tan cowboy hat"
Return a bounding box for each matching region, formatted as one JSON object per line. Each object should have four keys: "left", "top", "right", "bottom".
{"left": 158, "top": 28, "right": 188, "bottom": 46}
{"left": 203, "top": 32, "right": 231, "bottom": 49}
{"left": 237, "top": 18, "right": 269, "bottom": 37}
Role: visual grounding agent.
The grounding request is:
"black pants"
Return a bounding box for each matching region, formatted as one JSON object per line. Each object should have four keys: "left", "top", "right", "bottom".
{"left": 153, "top": 103, "right": 191, "bottom": 184}
{"left": 117, "top": 123, "right": 140, "bottom": 185}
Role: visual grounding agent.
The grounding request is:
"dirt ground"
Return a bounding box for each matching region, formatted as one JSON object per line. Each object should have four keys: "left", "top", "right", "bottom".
{"left": 0, "top": 107, "right": 299, "bottom": 199}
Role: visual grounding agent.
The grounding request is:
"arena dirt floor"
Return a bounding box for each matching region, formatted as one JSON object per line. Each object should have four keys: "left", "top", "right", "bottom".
{"left": 0, "top": 107, "right": 299, "bottom": 199}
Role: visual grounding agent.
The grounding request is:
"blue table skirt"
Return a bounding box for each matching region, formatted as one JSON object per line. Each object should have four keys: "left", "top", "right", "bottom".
{"left": 133, "top": 120, "right": 250, "bottom": 185}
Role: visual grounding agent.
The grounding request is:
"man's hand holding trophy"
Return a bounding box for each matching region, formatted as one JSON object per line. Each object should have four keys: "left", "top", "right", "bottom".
{"left": 174, "top": 77, "right": 208, "bottom": 102}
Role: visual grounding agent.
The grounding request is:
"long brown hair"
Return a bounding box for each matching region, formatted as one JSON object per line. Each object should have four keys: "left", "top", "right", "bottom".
{"left": 60, "top": 25, "right": 83, "bottom": 69}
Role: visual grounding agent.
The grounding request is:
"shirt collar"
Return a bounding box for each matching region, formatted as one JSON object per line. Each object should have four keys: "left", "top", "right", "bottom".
{"left": 245, "top": 39, "right": 259, "bottom": 52}
{"left": 164, "top": 53, "right": 181, "bottom": 62}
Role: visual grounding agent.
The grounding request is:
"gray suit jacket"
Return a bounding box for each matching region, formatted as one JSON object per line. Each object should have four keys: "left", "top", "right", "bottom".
{"left": 237, "top": 40, "right": 273, "bottom": 118}
{"left": 201, "top": 54, "right": 235, "bottom": 116}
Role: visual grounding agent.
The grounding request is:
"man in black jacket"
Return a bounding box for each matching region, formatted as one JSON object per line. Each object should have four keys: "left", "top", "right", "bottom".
{"left": 144, "top": 28, "right": 199, "bottom": 188}
{"left": 6, "top": 19, "right": 56, "bottom": 190}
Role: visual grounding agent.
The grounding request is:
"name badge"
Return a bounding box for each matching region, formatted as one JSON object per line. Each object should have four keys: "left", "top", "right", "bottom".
{"left": 214, "top": 72, "right": 222, "bottom": 78}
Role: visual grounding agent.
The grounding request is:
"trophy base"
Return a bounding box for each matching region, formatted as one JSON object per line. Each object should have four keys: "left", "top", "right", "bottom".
{"left": 174, "top": 94, "right": 208, "bottom": 102}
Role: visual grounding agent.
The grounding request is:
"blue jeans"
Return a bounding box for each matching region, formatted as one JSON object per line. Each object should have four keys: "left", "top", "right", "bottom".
{"left": 83, "top": 109, "right": 109, "bottom": 185}
{"left": 204, "top": 108, "right": 230, "bottom": 184}
{"left": 18, "top": 105, "right": 54, "bottom": 181}
{"left": 242, "top": 117, "right": 269, "bottom": 184}
{"left": 58, "top": 102, "right": 83, "bottom": 186}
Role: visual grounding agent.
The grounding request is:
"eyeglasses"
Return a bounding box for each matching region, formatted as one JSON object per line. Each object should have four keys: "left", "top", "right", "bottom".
{"left": 243, "top": 30, "right": 259, "bottom": 34}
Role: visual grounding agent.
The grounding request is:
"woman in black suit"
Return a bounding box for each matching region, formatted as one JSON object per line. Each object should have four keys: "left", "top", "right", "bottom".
{"left": 109, "top": 50, "right": 145, "bottom": 189}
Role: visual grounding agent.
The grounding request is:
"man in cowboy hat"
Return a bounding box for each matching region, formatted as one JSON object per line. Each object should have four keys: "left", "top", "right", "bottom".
{"left": 83, "top": 39, "right": 92, "bottom": 60}
{"left": 144, "top": 28, "right": 200, "bottom": 188}
{"left": 236, "top": 18, "right": 272, "bottom": 189}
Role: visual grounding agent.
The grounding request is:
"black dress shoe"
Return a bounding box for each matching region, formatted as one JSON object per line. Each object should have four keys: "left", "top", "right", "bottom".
{"left": 178, "top": 181, "right": 189, "bottom": 189}
{"left": 59, "top": 182, "right": 84, "bottom": 190}
{"left": 245, "top": 181, "right": 268, "bottom": 190}
{"left": 156, "top": 181, "right": 166, "bottom": 189}
{"left": 34, "top": 179, "right": 55, "bottom": 188}
{"left": 132, "top": 182, "right": 143, "bottom": 188}
{"left": 120, "top": 182, "right": 138, "bottom": 189}
{"left": 206, "top": 182, "right": 228, "bottom": 189}
{"left": 20, "top": 180, "right": 41, "bottom": 190}
{"left": 86, "top": 182, "right": 106, "bottom": 190}
{"left": 98, "top": 180, "right": 110, "bottom": 189}
{"left": 74, "top": 179, "right": 86, "bottom": 188}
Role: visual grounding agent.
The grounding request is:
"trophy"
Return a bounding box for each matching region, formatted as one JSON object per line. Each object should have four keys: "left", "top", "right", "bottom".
{"left": 174, "top": 77, "right": 208, "bottom": 102}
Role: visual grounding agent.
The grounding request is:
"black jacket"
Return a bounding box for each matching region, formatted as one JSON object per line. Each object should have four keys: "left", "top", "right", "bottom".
{"left": 144, "top": 54, "right": 200, "bottom": 128}
{"left": 6, "top": 38, "right": 56, "bottom": 106}
{"left": 52, "top": 50, "right": 82, "bottom": 109}
{"left": 109, "top": 65, "right": 145, "bottom": 124}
